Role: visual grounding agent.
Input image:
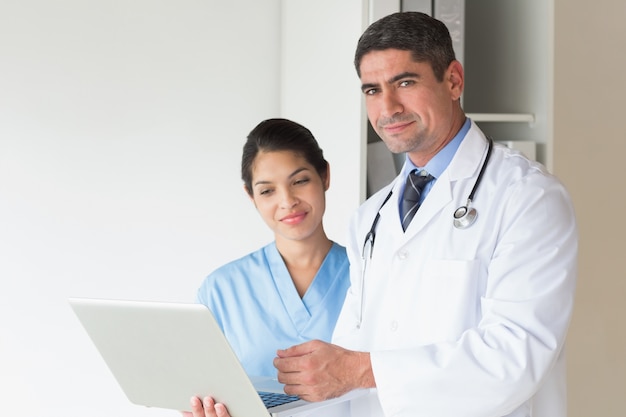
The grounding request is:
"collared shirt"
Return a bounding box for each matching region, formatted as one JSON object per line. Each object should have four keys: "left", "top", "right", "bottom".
{"left": 398, "top": 117, "right": 471, "bottom": 213}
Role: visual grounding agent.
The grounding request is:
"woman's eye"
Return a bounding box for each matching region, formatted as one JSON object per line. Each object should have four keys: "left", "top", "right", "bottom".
{"left": 294, "top": 178, "right": 310, "bottom": 186}
{"left": 258, "top": 188, "right": 273, "bottom": 196}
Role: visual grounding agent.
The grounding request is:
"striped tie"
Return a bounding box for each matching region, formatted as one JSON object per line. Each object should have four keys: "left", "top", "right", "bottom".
{"left": 401, "top": 170, "right": 433, "bottom": 231}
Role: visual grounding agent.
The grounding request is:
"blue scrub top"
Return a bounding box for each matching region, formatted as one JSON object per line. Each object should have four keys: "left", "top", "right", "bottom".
{"left": 196, "top": 241, "right": 350, "bottom": 377}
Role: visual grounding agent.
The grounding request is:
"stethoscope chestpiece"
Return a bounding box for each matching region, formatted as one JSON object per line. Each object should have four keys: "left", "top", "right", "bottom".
{"left": 453, "top": 204, "right": 478, "bottom": 229}
{"left": 452, "top": 137, "right": 493, "bottom": 230}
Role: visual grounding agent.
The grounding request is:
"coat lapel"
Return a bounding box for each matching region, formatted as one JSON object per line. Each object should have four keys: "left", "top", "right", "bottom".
{"left": 401, "top": 122, "right": 489, "bottom": 240}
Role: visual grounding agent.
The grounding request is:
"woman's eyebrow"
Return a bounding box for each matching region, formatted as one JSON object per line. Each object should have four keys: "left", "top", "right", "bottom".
{"left": 253, "top": 167, "right": 310, "bottom": 187}
{"left": 287, "top": 167, "right": 309, "bottom": 179}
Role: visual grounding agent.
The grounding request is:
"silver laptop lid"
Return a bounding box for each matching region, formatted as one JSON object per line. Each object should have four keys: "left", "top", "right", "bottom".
{"left": 69, "top": 297, "right": 369, "bottom": 416}
{"left": 69, "top": 298, "right": 278, "bottom": 416}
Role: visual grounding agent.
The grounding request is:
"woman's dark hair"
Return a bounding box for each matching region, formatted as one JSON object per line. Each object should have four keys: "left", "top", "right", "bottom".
{"left": 241, "top": 118, "right": 328, "bottom": 196}
{"left": 354, "top": 11, "right": 456, "bottom": 82}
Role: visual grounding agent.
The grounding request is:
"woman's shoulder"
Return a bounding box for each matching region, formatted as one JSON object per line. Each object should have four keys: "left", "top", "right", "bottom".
{"left": 205, "top": 242, "right": 275, "bottom": 280}
{"left": 327, "top": 241, "right": 348, "bottom": 262}
{"left": 196, "top": 243, "right": 276, "bottom": 305}
{"left": 329, "top": 241, "right": 348, "bottom": 257}
{"left": 324, "top": 241, "right": 349, "bottom": 274}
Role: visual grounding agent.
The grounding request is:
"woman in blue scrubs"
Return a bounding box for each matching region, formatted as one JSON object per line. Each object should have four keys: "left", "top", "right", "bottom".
{"left": 195, "top": 118, "right": 350, "bottom": 378}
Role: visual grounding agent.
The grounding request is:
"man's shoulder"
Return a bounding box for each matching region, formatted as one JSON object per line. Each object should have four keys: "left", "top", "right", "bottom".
{"left": 490, "top": 143, "right": 561, "bottom": 186}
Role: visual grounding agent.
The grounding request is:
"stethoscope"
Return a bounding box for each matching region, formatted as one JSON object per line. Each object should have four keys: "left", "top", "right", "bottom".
{"left": 453, "top": 137, "right": 493, "bottom": 229}
{"left": 356, "top": 137, "right": 493, "bottom": 329}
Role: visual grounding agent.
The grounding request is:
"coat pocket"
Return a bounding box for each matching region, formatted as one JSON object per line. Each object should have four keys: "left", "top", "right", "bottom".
{"left": 416, "top": 259, "right": 481, "bottom": 342}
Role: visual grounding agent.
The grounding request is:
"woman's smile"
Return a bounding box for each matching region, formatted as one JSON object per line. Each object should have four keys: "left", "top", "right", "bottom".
{"left": 280, "top": 211, "right": 308, "bottom": 225}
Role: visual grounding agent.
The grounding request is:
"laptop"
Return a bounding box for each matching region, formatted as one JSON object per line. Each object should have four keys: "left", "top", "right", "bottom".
{"left": 68, "top": 297, "right": 367, "bottom": 416}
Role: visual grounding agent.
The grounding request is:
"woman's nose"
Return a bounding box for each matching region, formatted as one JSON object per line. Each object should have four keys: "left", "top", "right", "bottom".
{"left": 279, "top": 190, "right": 299, "bottom": 208}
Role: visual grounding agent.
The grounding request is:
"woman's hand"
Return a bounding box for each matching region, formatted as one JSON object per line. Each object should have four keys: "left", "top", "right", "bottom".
{"left": 181, "top": 396, "right": 231, "bottom": 417}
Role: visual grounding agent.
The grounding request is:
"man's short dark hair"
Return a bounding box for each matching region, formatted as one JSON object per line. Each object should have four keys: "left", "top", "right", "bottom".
{"left": 354, "top": 12, "right": 456, "bottom": 82}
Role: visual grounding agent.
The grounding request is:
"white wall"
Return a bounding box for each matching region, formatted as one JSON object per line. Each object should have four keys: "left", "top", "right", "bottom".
{"left": 0, "top": 1, "right": 283, "bottom": 416}
{"left": 280, "top": 0, "right": 366, "bottom": 240}
{"left": 0, "top": 0, "right": 369, "bottom": 415}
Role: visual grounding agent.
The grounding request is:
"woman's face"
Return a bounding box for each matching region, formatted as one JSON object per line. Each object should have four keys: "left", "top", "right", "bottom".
{"left": 248, "top": 150, "right": 329, "bottom": 244}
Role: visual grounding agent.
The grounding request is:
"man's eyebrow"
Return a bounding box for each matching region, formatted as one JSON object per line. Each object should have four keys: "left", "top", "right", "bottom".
{"left": 389, "top": 72, "right": 420, "bottom": 83}
{"left": 361, "top": 72, "right": 421, "bottom": 92}
{"left": 361, "top": 82, "right": 378, "bottom": 92}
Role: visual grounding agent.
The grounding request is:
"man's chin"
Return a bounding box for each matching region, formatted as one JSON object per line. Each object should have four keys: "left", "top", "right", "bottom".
{"left": 378, "top": 139, "right": 412, "bottom": 154}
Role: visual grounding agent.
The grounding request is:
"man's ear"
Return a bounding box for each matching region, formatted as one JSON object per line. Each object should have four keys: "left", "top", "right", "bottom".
{"left": 447, "top": 60, "right": 464, "bottom": 101}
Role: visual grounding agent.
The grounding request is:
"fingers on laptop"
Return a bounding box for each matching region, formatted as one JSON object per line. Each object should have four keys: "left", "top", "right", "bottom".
{"left": 189, "top": 396, "right": 231, "bottom": 417}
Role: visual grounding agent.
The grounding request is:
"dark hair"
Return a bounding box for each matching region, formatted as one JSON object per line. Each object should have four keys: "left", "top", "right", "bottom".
{"left": 354, "top": 11, "right": 456, "bottom": 82}
{"left": 241, "top": 118, "right": 328, "bottom": 196}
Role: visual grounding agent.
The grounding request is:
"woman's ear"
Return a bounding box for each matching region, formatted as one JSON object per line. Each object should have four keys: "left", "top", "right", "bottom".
{"left": 244, "top": 184, "right": 256, "bottom": 207}
{"left": 323, "top": 163, "right": 331, "bottom": 191}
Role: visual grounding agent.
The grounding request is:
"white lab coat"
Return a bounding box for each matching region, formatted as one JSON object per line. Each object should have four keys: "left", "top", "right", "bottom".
{"left": 333, "top": 121, "right": 578, "bottom": 417}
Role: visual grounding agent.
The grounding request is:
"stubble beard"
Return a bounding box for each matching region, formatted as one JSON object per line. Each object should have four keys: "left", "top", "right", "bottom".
{"left": 377, "top": 127, "right": 425, "bottom": 155}
{"left": 375, "top": 115, "right": 426, "bottom": 155}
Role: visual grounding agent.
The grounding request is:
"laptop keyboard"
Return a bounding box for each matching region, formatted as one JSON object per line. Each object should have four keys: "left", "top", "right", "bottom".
{"left": 258, "top": 391, "right": 300, "bottom": 408}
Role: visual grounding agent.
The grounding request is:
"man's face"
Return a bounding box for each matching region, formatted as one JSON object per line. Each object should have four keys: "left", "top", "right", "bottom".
{"left": 359, "top": 49, "right": 463, "bottom": 166}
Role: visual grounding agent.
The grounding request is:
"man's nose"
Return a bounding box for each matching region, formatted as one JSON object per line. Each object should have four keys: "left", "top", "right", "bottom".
{"left": 380, "top": 90, "right": 404, "bottom": 118}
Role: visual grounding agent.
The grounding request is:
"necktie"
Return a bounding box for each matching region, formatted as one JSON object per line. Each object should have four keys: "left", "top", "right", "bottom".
{"left": 401, "top": 170, "right": 433, "bottom": 231}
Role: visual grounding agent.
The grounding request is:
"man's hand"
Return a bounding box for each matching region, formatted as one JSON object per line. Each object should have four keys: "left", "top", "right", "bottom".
{"left": 273, "top": 340, "right": 375, "bottom": 402}
{"left": 181, "top": 396, "right": 230, "bottom": 417}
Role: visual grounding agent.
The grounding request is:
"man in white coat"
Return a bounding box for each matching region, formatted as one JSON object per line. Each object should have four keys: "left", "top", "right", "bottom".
{"left": 272, "top": 11, "right": 578, "bottom": 417}
{"left": 189, "top": 11, "right": 577, "bottom": 417}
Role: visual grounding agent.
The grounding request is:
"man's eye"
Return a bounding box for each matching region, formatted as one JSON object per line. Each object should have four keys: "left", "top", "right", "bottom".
{"left": 364, "top": 88, "right": 378, "bottom": 96}
{"left": 399, "top": 80, "right": 413, "bottom": 87}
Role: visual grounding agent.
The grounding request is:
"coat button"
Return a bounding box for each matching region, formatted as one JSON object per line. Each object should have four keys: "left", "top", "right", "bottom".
{"left": 397, "top": 250, "right": 408, "bottom": 260}
{"left": 390, "top": 320, "right": 398, "bottom": 331}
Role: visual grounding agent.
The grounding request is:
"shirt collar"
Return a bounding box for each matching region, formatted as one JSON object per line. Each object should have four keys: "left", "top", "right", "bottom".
{"left": 401, "top": 117, "right": 471, "bottom": 179}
